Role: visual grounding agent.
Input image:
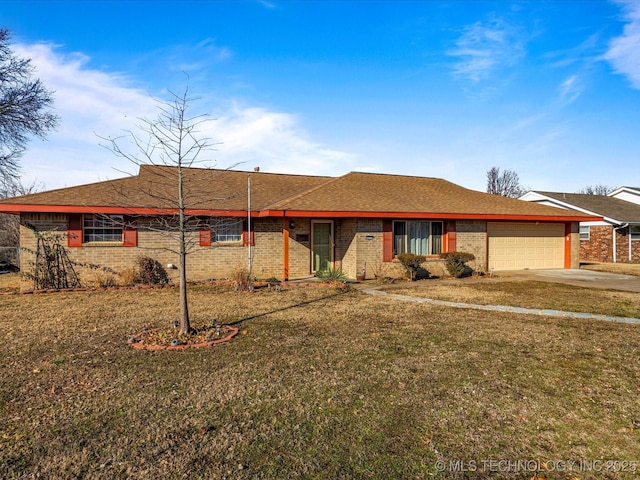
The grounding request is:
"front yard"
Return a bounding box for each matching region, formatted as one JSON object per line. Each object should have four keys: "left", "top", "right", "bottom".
{"left": 383, "top": 280, "right": 640, "bottom": 319}
{"left": 1, "top": 281, "right": 639, "bottom": 478}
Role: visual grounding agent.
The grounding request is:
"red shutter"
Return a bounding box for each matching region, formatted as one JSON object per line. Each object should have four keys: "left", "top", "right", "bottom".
{"left": 123, "top": 217, "right": 137, "bottom": 247}
{"left": 243, "top": 219, "right": 255, "bottom": 246}
{"left": 199, "top": 229, "right": 211, "bottom": 247}
{"left": 382, "top": 219, "right": 393, "bottom": 262}
{"left": 68, "top": 214, "right": 83, "bottom": 247}
{"left": 446, "top": 220, "right": 456, "bottom": 252}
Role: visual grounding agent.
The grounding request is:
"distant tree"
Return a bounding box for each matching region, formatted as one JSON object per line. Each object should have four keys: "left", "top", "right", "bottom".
{"left": 486, "top": 166, "right": 525, "bottom": 198}
{"left": 577, "top": 184, "right": 613, "bottom": 195}
{"left": 100, "top": 86, "right": 220, "bottom": 336}
{"left": 0, "top": 178, "right": 43, "bottom": 268}
{"left": 0, "top": 28, "right": 58, "bottom": 184}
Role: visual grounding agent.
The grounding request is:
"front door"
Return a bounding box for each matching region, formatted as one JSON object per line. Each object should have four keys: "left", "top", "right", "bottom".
{"left": 312, "top": 221, "right": 333, "bottom": 273}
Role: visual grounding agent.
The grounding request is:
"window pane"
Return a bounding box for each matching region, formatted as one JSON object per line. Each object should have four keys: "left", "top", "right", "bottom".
{"left": 431, "top": 222, "right": 443, "bottom": 254}
{"left": 631, "top": 225, "right": 640, "bottom": 240}
{"left": 83, "top": 214, "right": 123, "bottom": 243}
{"left": 408, "top": 221, "right": 428, "bottom": 255}
{"left": 212, "top": 218, "right": 242, "bottom": 242}
{"left": 393, "top": 221, "right": 406, "bottom": 255}
{"left": 580, "top": 225, "right": 590, "bottom": 240}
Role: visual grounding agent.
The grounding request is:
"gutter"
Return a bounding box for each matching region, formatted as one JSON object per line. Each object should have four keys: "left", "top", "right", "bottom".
{"left": 613, "top": 223, "right": 629, "bottom": 263}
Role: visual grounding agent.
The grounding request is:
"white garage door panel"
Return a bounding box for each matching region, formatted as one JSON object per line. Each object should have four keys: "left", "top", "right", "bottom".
{"left": 488, "top": 223, "right": 564, "bottom": 271}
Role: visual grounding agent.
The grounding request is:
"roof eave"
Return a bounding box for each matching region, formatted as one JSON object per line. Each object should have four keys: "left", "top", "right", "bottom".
{"left": 1, "top": 204, "right": 600, "bottom": 222}
{"left": 260, "top": 209, "right": 599, "bottom": 221}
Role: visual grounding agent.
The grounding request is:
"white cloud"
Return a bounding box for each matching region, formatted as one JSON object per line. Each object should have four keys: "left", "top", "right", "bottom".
{"left": 604, "top": 0, "right": 640, "bottom": 89}
{"left": 212, "top": 104, "right": 356, "bottom": 174}
{"left": 448, "top": 16, "right": 525, "bottom": 83}
{"left": 13, "top": 42, "right": 356, "bottom": 189}
{"left": 558, "top": 74, "right": 582, "bottom": 104}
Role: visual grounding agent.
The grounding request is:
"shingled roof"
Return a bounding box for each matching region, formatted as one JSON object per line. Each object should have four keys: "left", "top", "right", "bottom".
{"left": 0, "top": 165, "right": 595, "bottom": 221}
{"left": 532, "top": 191, "right": 640, "bottom": 224}
{"left": 0, "top": 165, "right": 330, "bottom": 213}
{"left": 264, "top": 172, "right": 593, "bottom": 218}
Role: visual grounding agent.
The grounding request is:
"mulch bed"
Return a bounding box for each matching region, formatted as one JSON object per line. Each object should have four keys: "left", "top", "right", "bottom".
{"left": 128, "top": 323, "right": 240, "bottom": 351}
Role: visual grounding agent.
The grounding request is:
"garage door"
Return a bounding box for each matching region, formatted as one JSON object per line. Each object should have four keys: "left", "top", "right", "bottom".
{"left": 488, "top": 222, "right": 564, "bottom": 271}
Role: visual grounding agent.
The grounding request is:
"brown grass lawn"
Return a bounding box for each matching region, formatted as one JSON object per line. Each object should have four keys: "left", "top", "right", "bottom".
{"left": 0, "top": 272, "right": 19, "bottom": 293}
{"left": 385, "top": 280, "right": 640, "bottom": 319}
{"left": 581, "top": 262, "right": 640, "bottom": 277}
{"left": 1, "top": 283, "right": 639, "bottom": 479}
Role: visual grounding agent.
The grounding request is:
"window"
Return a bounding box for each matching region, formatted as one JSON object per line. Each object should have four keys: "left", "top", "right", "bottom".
{"left": 631, "top": 225, "right": 640, "bottom": 241}
{"left": 211, "top": 218, "right": 243, "bottom": 242}
{"left": 83, "top": 214, "right": 123, "bottom": 243}
{"left": 393, "top": 220, "right": 443, "bottom": 256}
{"left": 580, "top": 225, "right": 590, "bottom": 241}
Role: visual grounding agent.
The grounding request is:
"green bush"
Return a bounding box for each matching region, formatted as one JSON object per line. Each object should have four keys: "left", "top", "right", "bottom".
{"left": 439, "top": 251, "right": 475, "bottom": 278}
{"left": 396, "top": 253, "right": 428, "bottom": 281}
{"left": 317, "top": 267, "right": 347, "bottom": 283}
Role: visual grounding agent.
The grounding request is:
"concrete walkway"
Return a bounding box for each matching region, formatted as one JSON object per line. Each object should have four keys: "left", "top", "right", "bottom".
{"left": 361, "top": 289, "right": 640, "bottom": 325}
{"left": 359, "top": 269, "right": 640, "bottom": 325}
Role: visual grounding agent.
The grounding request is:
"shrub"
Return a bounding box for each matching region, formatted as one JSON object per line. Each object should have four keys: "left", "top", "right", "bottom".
{"left": 371, "top": 261, "right": 392, "bottom": 284}
{"left": 317, "top": 267, "right": 347, "bottom": 283}
{"left": 89, "top": 270, "right": 118, "bottom": 288}
{"left": 439, "top": 251, "right": 475, "bottom": 278}
{"left": 119, "top": 267, "right": 141, "bottom": 286}
{"left": 137, "top": 256, "right": 170, "bottom": 285}
{"left": 230, "top": 265, "right": 252, "bottom": 291}
{"left": 396, "top": 253, "right": 428, "bottom": 281}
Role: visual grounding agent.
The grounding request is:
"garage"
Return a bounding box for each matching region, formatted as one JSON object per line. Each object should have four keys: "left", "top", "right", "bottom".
{"left": 488, "top": 222, "right": 565, "bottom": 271}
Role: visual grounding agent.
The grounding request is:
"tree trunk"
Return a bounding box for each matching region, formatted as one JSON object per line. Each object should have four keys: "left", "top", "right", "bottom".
{"left": 177, "top": 164, "right": 191, "bottom": 336}
{"left": 178, "top": 239, "right": 190, "bottom": 336}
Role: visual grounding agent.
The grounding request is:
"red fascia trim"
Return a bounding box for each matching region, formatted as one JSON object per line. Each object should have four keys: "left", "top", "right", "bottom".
{"left": 260, "top": 209, "right": 601, "bottom": 222}
{"left": 2, "top": 204, "right": 601, "bottom": 223}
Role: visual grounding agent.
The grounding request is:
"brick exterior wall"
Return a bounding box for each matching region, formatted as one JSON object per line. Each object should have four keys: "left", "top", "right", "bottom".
{"left": 19, "top": 213, "right": 587, "bottom": 290}
{"left": 569, "top": 222, "right": 580, "bottom": 269}
{"left": 288, "top": 217, "right": 311, "bottom": 279}
{"left": 580, "top": 225, "right": 613, "bottom": 263}
{"left": 580, "top": 224, "right": 640, "bottom": 263}
{"left": 455, "top": 220, "right": 488, "bottom": 273}
{"left": 614, "top": 226, "right": 640, "bottom": 263}
{"left": 334, "top": 218, "right": 357, "bottom": 277}
{"left": 19, "top": 213, "right": 286, "bottom": 290}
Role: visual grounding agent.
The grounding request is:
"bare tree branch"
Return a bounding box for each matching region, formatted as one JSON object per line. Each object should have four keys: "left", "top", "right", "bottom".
{"left": 99, "top": 85, "right": 224, "bottom": 336}
{"left": 0, "top": 28, "right": 59, "bottom": 182}
{"left": 577, "top": 184, "right": 613, "bottom": 195}
{"left": 486, "top": 166, "right": 525, "bottom": 198}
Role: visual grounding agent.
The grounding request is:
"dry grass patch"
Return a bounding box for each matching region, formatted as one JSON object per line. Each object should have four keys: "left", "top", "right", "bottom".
{"left": 582, "top": 262, "right": 640, "bottom": 277}
{"left": 386, "top": 280, "right": 640, "bottom": 318}
{"left": 1, "top": 285, "right": 639, "bottom": 478}
{"left": 0, "top": 272, "right": 20, "bottom": 293}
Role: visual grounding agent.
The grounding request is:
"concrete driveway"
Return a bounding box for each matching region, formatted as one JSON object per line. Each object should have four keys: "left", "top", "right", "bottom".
{"left": 498, "top": 269, "right": 640, "bottom": 293}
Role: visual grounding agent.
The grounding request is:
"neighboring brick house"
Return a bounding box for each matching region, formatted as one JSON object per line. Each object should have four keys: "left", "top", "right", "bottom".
{"left": 520, "top": 191, "right": 640, "bottom": 263}
{"left": 0, "top": 165, "right": 595, "bottom": 288}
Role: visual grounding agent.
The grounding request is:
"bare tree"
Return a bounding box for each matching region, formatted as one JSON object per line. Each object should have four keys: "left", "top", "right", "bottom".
{"left": 486, "top": 166, "right": 525, "bottom": 198}
{"left": 100, "top": 87, "right": 219, "bottom": 336}
{"left": 0, "top": 28, "right": 58, "bottom": 183}
{"left": 577, "top": 184, "right": 613, "bottom": 195}
{"left": 0, "top": 178, "right": 43, "bottom": 268}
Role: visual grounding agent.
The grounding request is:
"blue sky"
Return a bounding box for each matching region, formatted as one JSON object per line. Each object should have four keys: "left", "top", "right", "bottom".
{"left": 2, "top": 0, "right": 640, "bottom": 193}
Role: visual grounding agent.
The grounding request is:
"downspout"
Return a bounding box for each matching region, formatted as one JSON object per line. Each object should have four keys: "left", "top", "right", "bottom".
{"left": 613, "top": 223, "right": 628, "bottom": 263}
